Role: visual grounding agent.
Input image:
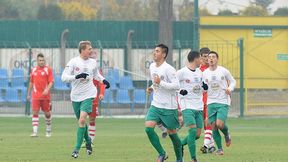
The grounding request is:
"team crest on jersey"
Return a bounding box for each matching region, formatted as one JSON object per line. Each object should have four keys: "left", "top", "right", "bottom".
{"left": 75, "top": 67, "right": 80, "bottom": 71}
{"left": 221, "top": 76, "right": 225, "bottom": 80}
{"left": 185, "top": 79, "right": 190, "bottom": 83}
{"left": 160, "top": 75, "right": 164, "bottom": 80}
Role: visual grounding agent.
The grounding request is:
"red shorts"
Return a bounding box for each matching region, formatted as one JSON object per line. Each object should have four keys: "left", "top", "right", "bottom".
{"left": 89, "top": 97, "right": 99, "bottom": 118}
{"left": 203, "top": 104, "right": 208, "bottom": 120}
{"left": 32, "top": 99, "right": 51, "bottom": 112}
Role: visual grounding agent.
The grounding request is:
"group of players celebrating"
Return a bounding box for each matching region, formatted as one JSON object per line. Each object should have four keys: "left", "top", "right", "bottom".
{"left": 145, "top": 44, "right": 236, "bottom": 162}
{"left": 27, "top": 41, "right": 235, "bottom": 162}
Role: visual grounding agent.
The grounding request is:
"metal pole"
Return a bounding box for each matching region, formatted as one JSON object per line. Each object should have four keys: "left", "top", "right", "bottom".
{"left": 25, "top": 42, "right": 32, "bottom": 116}
{"left": 239, "top": 38, "right": 244, "bottom": 117}
{"left": 193, "top": 0, "right": 199, "bottom": 50}
{"left": 125, "top": 30, "right": 134, "bottom": 75}
{"left": 60, "top": 29, "right": 69, "bottom": 69}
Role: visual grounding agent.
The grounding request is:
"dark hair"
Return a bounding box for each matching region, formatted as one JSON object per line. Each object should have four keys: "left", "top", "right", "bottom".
{"left": 78, "top": 41, "right": 91, "bottom": 53}
{"left": 200, "top": 47, "right": 210, "bottom": 56}
{"left": 187, "top": 50, "right": 200, "bottom": 62}
{"left": 208, "top": 51, "right": 219, "bottom": 58}
{"left": 156, "top": 44, "right": 169, "bottom": 59}
{"left": 37, "top": 53, "right": 44, "bottom": 58}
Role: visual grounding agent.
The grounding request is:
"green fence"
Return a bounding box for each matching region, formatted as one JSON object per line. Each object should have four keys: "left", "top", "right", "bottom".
{"left": 0, "top": 40, "right": 245, "bottom": 117}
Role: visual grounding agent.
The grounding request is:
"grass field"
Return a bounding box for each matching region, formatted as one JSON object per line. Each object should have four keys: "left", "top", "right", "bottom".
{"left": 0, "top": 117, "right": 288, "bottom": 162}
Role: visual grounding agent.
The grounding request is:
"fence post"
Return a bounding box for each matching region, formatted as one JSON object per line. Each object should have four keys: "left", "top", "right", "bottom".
{"left": 98, "top": 41, "right": 103, "bottom": 69}
{"left": 25, "top": 43, "right": 32, "bottom": 116}
{"left": 238, "top": 38, "right": 244, "bottom": 117}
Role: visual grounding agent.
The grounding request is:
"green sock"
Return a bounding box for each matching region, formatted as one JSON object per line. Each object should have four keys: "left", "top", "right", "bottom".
{"left": 145, "top": 127, "right": 165, "bottom": 155}
{"left": 213, "top": 129, "right": 222, "bottom": 150}
{"left": 75, "top": 127, "right": 85, "bottom": 150}
{"left": 187, "top": 127, "right": 197, "bottom": 160}
{"left": 220, "top": 124, "right": 229, "bottom": 137}
{"left": 169, "top": 133, "right": 182, "bottom": 160}
{"left": 181, "top": 135, "right": 188, "bottom": 146}
{"left": 84, "top": 124, "right": 91, "bottom": 144}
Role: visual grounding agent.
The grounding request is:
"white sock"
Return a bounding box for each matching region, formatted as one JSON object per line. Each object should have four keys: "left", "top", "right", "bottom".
{"left": 45, "top": 116, "right": 52, "bottom": 133}
{"left": 204, "top": 129, "right": 213, "bottom": 147}
{"left": 88, "top": 122, "right": 96, "bottom": 142}
{"left": 32, "top": 115, "right": 39, "bottom": 133}
{"left": 157, "top": 123, "right": 167, "bottom": 132}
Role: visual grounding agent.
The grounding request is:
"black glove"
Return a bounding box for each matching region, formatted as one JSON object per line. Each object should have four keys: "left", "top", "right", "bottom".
{"left": 202, "top": 81, "right": 208, "bottom": 90}
{"left": 75, "top": 73, "right": 89, "bottom": 79}
{"left": 103, "top": 79, "right": 110, "bottom": 89}
{"left": 179, "top": 89, "right": 188, "bottom": 96}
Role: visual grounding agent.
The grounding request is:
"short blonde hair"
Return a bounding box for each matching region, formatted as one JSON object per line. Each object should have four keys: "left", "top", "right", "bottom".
{"left": 78, "top": 41, "right": 91, "bottom": 53}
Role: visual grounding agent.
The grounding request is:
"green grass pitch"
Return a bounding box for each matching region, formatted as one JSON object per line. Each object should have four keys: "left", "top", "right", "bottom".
{"left": 0, "top": 117, "right": 288, "bottom": 162}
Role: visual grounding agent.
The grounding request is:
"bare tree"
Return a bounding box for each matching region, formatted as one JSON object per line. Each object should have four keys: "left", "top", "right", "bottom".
{"left": 158, "top": 0, "right": 173, "bottom": 65}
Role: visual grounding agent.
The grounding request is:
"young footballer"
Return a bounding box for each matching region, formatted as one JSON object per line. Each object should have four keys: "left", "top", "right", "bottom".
{"left": 199, "top": 47, "right": 215, "bottom": 153}
{"left": 27, "top": 53, "right": 54, "bottom": 138}
{"left": 202, "top": 51, "right": 236, "bottom": 155}
{"left": 177, "top": 50, "right": 208, "bottom": 162}
{"left": 145, "top": 44, "right": 182, "bottom": 162}
{"left": 61, "top": 41, "right": 110, "bottom": 158}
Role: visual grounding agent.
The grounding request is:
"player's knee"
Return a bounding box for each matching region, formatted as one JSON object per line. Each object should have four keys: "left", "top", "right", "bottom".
{"left": 145, "top": 127, "right": 154, "bottom": 134}
{"left": 79, "top": 117, "right": 86, "bottom": 125}
{"left": 216, "top": 122, "right": 224, "bottom": 129}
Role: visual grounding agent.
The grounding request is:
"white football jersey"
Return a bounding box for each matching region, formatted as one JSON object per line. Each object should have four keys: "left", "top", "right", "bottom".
{"left": 150, "top": 61, "right": 180, "bottom": 110}
{"left": 177, "top": 67, "right": 204, "bottom": 111}
{"left": 62, "top": 56, "right": 105, "bottom": 102}
{"left": 203, "top": 66, "right": 236, "bottom": 106}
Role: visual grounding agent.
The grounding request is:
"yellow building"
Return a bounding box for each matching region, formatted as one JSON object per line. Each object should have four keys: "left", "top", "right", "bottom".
{"left": 200, "top": 16, "right": 288, "bottom": 89}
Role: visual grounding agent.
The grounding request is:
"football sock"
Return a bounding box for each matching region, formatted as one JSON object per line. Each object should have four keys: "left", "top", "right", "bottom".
{"left": 212, "top": 129, "right": 222, "bottom": 150}
{"left": 145, "top": 127, "right": 165, "bottom": 155}
{"left": 75, "top": 127, "right": 85, "bottom": 151}
{"left": 32, "top": 114, "right": 39, "bottom": 133}
{"left": 45, "top": 115, "right": 52, "bottom": 133}
{"left": 169, "top": 133, "right": 182, "bottom": 160}
{"left": 88, "top": 121, "right": 96, "bottom": 142}
{"left": 187, "top": 127, "right": 197, "bottom": 160}
{"left": 220, "top": 124, "right": 229, "bottom": 137}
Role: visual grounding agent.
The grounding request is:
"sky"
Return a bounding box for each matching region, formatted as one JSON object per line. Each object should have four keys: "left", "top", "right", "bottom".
{"left": 198, "top": 0, "right": 288, "bottom": 14}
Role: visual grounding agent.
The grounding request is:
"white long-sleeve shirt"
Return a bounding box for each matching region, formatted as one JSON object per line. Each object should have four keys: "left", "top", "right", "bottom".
{"left": 202, "top": 66, "right": 236, "bottom": 106}
{"left": 150, "top": 61, "right": 180, "bottom": 110}
{"left": 61, "top": 56, "right": 105, "bottom": 102}
{"left": 177, "top": 67, "right": 204, "bottom": 111}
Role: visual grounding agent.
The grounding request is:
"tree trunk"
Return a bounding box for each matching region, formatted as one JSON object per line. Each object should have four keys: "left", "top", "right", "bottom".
{"left": 158, "top": 0, "right": 173, "bottom": 65}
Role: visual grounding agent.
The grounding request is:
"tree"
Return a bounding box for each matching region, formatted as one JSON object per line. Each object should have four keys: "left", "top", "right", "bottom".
{"left": 274, "top": 7, "right": 288, "bottom": 16}
{"left": 58, "top": 1, "right": 97, "bottom": 20}
{"left": 159, "top": 0, "right": 173, "bottom": 65}
{"left": 253, "top": 0, "right": 275, "bottom": 9}
{"left": 0, "top": 0, "right": 19, "bottom": 19}
{"left": 218, "top": 9, "right": 238, "bottom": 16}
{"left": 241, "top": 5, "right": 268, "bottom": 16}
{"left": 177, "top": 1, "right": 212, "bottom": 21}
{"left": 37, "top": 4, "right": 63, "bottom": 20}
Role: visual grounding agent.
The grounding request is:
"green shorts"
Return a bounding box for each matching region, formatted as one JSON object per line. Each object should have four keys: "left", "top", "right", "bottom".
{"left": 145, "top": 105, "right": 179, "bottom": 130}
{"left": 208, "top": 103, "right": 229, "bottom": 124}
{"left": 182, "top": 109, "right": 203, "bottom": 128}
{"left": 72, "top": 98, "right": 93, "bottom": 119}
